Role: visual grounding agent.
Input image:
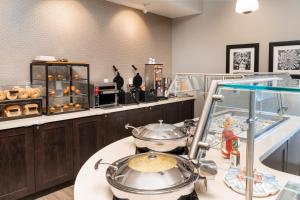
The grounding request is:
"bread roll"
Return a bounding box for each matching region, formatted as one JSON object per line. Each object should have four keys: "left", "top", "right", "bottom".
{"left": 17, "top": 88, "right": 28, "bottom": 99}
{"left": 23, "top": 104, "right": 39, "bottom": 115}
{"left": 6, "top": 90, "right": 18, "bottom": 100}
{"left": 0, "top": 90, "right": 6, "bottom": 101}
{"left": 30, "top": 88, "right": 41, "bottom": 98}
{"left": 4, "top": 105, "right": 22, "bottom": 117}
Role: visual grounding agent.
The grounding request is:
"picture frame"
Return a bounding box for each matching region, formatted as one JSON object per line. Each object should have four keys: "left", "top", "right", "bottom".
{"left": 269, "top": 40, "right": 300, "bottom": 79}
{"left": 226, "top": 43, "right": 259, "bottom": 74}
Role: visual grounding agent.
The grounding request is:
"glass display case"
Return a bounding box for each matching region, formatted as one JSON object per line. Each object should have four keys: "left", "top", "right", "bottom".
{"left": 30, "top": 61, "right": 90, "bottom": 115}
{"left": 167, "top": 73, "right": 245, "bottom": 97}
{"left": 189, "top": 77, "right": 300, "bottom": 200}
{"left": 167, "top": 72, "right": 293, "bottom": 98}
{"left": 0, "top": 85, "right": 43, "bottom": 121}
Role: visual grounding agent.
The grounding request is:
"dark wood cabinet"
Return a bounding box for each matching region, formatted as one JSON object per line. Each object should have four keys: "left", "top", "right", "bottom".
{"left": 144, "top": 106, "right": 164, "bottom": 124}
{"left": 163, "top": 102, "right": 180, "bottom": 124}
{"left": 0, "top": 127, "right": 35, "bottom": 200}
{"left": 99, "top": 112, "right": 128, "bottom": 147}
{"left": 126, "top": 109, "right": 146, "bottom": 127}
{"left": 262, "top": 141, "right": 288, "bottom": 172}
{"left": 287, "top": 132, "right": 300, "bottom": 175}
{"left": 73, "top": 116, "right": 102, "bottom": 175}
{"left": 34, "top": 120, "right": 73, "bottom": 192}
{"left": 178, "top": 100, "right": 194, "bottom": 122}
{"left": 0, "top": 99, "right": 195, "bottom": 200}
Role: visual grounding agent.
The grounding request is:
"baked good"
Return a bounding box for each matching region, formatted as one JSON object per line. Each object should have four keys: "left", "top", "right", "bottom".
{"left": 25, "top": 88, "right": 32, "bottom": 97}
{"left": 49, "top": 106, "right": 56, "bottom": 113}
{"left": 30, "top": 88, "right": 41, "bottom": 98}
{"left": 63, "top": 86, "right": 70, "bottom": 95}
{"left": 6, "top": 90, "right": 18, "bottom": 100}
{"left": 49, "top": 89, "right": 56, "bottom": 97}
{"left": 63, "top": 104, "right": 69, "bottom": 111}
{"left": 48, "top": 75, "right": 54, "bottom": 81}
{"left": 74, "top": 103, "right": 81, "bottom": 109}
{"left": 23, "top": 104, "right": 39, "bottom": 115}
{"left": 4, "top": 105, "right": 22, "bottom": 117}
{"left": 17, "top": 88, "right": 28, "bottom": 99}
{"left": 0, "top": 90, "right": 6, "bottom": 101}
{"left": 71, "top": 86, "right": 76, "bottom": 92}
{"left": 68, "top": 103, "right": 74, "bottom": 109}
{"left": 75, "top": 89, "right": 81, "bottom": 95}
{"left": 73, "top": 74, "right": 80, "bottom": 80}
{"left": 56, "top": 74, "right": 64, "bottom": 80}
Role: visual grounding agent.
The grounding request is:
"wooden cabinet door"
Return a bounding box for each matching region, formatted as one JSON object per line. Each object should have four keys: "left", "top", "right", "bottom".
{"left": 163, "top": 102, "right": 180, "bottom": 124}
{"left": 0, "top": 127, "right": 35, "bottom": 200}
{"left": 144, "top": 106, "right": 163, "bottom": 124}
{"left": 126, "top": 108, "right": 145, "bottom": 127}
{"left": 125, "top": 109, "right": 145, "bottom": 136}
{"left": 99, "top": 111, "right": 127, "bottom": 148}
{"left": 262, "top": 141, "right": 287, "bottom": 172}
{"left": 287, "top": 132, "right": 300, "bottom": 175}
{"left": 178, "top": 100, "right": 194, "bottom": 122}
{"left": 73, "top": 116, "right": 101, "bottom": 175}
{"left": 35, "top": 120, "right": 73, "bottom": 192}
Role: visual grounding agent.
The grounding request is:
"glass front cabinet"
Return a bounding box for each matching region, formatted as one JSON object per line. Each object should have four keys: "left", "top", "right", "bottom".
{"left": 30, "top": 61, "right": 90, "bottom": 115}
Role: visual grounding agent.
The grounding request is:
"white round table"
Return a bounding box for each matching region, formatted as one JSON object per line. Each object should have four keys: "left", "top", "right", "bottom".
{"left": 74, "top": 137, "right": 136, "bottom": 200}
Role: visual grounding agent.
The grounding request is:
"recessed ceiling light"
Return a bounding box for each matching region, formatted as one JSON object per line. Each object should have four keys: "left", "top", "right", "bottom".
{"left": 236, "top": 0, "right": 259, "bottom": 14}
{"left": 142, "top": 3, "right": 149, "bottom": 14}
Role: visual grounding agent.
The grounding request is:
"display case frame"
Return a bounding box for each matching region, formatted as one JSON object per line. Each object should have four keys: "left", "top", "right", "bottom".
{"left": 30, "top": 61, "right": 90, "bottom": 115}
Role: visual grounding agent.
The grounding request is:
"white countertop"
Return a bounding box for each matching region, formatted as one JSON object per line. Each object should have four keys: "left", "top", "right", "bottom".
{"left": 74, "top": 116, "right": 300, "bottom": 200}
{"left": 0, "top": 96, "right": 195, "bottom": 131}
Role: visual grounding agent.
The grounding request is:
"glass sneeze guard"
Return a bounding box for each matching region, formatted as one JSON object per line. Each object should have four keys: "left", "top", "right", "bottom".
{"left": 189, "top": 77, "right": 300, "bottom": 200}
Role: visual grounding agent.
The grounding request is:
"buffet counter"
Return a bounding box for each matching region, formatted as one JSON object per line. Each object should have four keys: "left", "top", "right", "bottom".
{"left": 0, "top": 96, "right": 195, "bottom": 131}
{"left": 74, "top": 116, "right": 300, "bottom": 200}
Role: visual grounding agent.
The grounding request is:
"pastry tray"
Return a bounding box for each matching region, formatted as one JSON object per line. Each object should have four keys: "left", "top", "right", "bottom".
{"left": 224, "top": 168, "right": 280, "bottom": 197}
{"left": 0, "top": 98, "right": 43, "bottom": 121}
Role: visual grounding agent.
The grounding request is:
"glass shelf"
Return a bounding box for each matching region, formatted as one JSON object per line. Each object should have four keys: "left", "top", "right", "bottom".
{"left": 222, "top": 83, "right": 300, "bottom": 93}
{"left": 48, "top": 94, "right": 88, "bottom": 98}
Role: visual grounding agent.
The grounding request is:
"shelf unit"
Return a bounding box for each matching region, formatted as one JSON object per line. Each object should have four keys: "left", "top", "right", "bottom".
{"left": 30, "top": 61, "right": 90, "bottom": 115}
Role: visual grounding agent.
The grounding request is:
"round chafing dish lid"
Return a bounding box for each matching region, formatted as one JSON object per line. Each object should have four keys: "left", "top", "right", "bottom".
{"left": 106, "top": 152, "right": 195, "bottom": 191}
{"left": 133, "top": 121, "right": 187, "bottom": 140}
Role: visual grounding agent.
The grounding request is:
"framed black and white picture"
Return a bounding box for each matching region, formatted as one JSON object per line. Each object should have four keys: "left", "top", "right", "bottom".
{"left": 226, "top": 43, "right": 259, "bottom": 73}
{"left": 269, "top": 40, "right": 300, "bottom": 79}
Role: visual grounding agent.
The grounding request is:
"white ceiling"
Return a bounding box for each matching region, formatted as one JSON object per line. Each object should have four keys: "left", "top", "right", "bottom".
{"left": 106, "top": 0, "right": 203, "bottom": 18}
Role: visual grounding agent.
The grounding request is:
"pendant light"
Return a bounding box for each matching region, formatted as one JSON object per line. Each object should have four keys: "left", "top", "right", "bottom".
{"left": 236, "top": 0, "right": 259, "bottom": 14}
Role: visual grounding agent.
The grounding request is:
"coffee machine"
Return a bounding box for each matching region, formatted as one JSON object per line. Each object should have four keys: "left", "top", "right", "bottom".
{"left": 140, "top": 64, "right": 166, "bottom": 102}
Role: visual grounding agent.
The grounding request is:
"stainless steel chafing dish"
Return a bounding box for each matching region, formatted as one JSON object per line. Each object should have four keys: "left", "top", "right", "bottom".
{"left": 95, "top": 152, "right": 217, "bottom": 200}
{"left": 125, "top": 120, "right": 190, "bottom": 153}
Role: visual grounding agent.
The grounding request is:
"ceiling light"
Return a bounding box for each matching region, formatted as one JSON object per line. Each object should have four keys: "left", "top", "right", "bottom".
{"left": 142, "top": 3, "right": 149, "bottom": 14}
{"left": 236, "top": 0, "right": 259, "bottom": 14}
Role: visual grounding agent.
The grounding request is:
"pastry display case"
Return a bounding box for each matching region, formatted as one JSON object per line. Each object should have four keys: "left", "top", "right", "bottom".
{"left": 30, "top": 61, "right": 90, "bottom": 115}
{"left": 0, "top": 85, "right": 43, "bottom": 121}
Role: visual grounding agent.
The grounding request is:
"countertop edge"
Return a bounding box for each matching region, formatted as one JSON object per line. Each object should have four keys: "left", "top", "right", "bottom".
{"left": 0, "top": 96, "right": 195, "bottom": 131}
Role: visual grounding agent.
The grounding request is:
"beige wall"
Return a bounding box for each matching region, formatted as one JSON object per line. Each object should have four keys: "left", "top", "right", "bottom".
{"left": 0, "top": 0, "right": 171, "bottom": 85}
{"left": 172, "top": 0, "right": 300, "bottom": 75}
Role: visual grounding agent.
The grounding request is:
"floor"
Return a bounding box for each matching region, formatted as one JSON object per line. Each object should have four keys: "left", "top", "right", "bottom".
{"left": 36, "top": 186, "right": 74, "bottom": 200}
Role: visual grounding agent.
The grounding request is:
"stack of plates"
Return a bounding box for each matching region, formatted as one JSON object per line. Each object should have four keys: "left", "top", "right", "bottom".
{"left": 224, "top": 168, "right": 280, "bottom": 197}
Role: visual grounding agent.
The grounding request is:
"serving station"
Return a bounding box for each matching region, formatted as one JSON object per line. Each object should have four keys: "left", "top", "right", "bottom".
{"left": 75, "top": 76, "right": 300, "bottom": 200}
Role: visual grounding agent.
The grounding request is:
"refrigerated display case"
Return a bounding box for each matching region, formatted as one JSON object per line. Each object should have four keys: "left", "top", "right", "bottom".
{"left": 30, "top": 61, "right": 90, "bottom": 115}
{"left": 189, "top": 77, "right": 300, "bottom": 200}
